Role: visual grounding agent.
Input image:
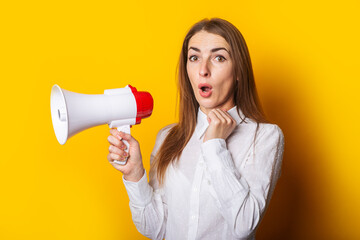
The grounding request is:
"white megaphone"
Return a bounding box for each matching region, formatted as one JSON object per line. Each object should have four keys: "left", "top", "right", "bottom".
{"left": 50, "top": 84, "right": 153, "bottom": 165}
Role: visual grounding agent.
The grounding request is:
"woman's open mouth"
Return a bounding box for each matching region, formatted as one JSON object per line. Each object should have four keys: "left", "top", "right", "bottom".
{"left": 198, "top": 83, "right": 213, "bottom": 98}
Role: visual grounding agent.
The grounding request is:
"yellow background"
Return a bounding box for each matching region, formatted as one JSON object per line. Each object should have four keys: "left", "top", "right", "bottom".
{"left": 1, "top": 0, "right": 359, "bottom": 239}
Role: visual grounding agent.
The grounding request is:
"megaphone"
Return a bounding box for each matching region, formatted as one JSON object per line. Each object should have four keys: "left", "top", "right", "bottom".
{"left": 50, "top": 84, "right": 153, "bottom": 165}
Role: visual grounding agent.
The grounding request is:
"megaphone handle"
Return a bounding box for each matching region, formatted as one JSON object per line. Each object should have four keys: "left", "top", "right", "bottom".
{"left": 113, "top": 125, "right": 131, "bottom": 165}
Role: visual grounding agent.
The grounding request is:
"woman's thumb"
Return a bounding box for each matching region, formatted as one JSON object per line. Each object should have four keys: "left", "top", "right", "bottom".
{"left": 118, "top": 131, "right": 137, "bottom": 145}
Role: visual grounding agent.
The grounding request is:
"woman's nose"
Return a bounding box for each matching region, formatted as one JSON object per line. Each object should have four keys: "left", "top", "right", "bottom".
{"left": 199, "top": 60, "right": 210, "bottom": 77}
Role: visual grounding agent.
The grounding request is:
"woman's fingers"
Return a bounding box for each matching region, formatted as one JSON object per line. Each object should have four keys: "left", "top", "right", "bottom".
{"left": 107, "top": 153, "right": 113, "bottom": 163}
{"left": 207, "top": 109, "right": 220, "bottom": 124}
{"left": 118, "top": 131, "right": 139, "bottom": 147}
{"left": 208, "top": 109, "right": 233, "bottom": 125}
{"left": 107, "top": 135, "right": 126, "bottom": 149}
{"left": 203, "top": 108, "right": 237, "bottom": 142}
{"left": 107, "top": 131, "right": 129, "bottom": 165}
{"left": 107, "top": 151, "right": 128, "bottom": 163}
{"left": 110, "top": 152, "right": 127, "bottom": 161}
{"left": 212, "top": 109, "right": 226, "bottom": 123}
{"left": 215, "top": 109, "right": 236, "bottom": 126}
{"left": 109, "top": 128, "right": 118, "bottom": 137}
{"left": 109, "top": 128, "right": 138, "bottom": 150}
{"left": 109, "top": 144, "right": 124, "bottom": 155}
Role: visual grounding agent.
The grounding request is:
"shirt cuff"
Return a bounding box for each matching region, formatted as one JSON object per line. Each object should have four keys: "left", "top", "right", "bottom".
{"left": 122, "top": 170, "right": 153, "bottom": 207}
{"left": 201, "top": 138, "right": 237, "bottom": 173}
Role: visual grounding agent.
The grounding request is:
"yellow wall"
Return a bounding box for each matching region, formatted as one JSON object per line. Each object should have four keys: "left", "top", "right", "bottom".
{"left": 1, "top": 1, "right": 359, "bottom": 239}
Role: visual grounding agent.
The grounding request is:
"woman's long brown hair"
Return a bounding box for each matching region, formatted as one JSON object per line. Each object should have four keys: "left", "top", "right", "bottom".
{"left": 152, "top": 18, "right": 268, "bottom": 185}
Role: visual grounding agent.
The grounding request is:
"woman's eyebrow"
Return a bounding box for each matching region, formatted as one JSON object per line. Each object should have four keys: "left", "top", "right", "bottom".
{"left": 188, "top": 46, "right": 229, "bottom": 53}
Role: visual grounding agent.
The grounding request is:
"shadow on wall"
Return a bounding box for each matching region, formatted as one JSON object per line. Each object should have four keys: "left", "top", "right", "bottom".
{"left": 255, "top": 58, "right": 326, "bottom": 239}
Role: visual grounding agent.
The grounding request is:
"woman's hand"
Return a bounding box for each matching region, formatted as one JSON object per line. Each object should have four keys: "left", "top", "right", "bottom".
{"left": 107, "top": 128, "right": 145, "bottom": 182}
{"left": 203, "top": 109, "right": 237, "bottom": 142}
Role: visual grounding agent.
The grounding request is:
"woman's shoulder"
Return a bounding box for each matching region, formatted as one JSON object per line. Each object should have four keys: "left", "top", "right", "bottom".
{"left": 259, "top": 122, "right": 283, "bottom": 133}
{"left": 257, "top": 122, "right": 284, "bottom": 145}
{"left": 151, "top": 123, "right": 177, "bottom": 156}
{"left": 158, "top": 123, "right": 176, "bottom": 136}
{"left": 241, "top": 119, "right": 284, "bottom": 141}
{"left": 154, "top": 123, "right": 177, "bottom": 143}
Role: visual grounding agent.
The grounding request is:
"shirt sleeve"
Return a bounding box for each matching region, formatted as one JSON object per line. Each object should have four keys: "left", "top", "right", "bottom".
{"left": 201, "top": 123, "right": 285, "bottom": 238}
{"left": 122, "top": 127, "right": 171, "bottom": 240}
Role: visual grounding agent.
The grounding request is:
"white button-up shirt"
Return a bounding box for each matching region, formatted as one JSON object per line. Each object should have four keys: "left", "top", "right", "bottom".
{"left": 123, "top": 106, "right": 285, "bottom": 240}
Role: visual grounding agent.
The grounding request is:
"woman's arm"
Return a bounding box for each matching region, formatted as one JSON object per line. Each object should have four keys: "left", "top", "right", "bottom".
{"left": 203, "top": 111, "right": 284, "bottom": 238}
{"left": 122, "top": 168, "right": 167, "bottom": 239}
{"left": 108, "top": 129, "right": 168, "bottom": 240}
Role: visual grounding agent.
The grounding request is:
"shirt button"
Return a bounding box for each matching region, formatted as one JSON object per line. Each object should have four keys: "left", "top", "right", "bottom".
{"left": 191, "top": 215, "right": 196, "bottom": 220}
{"left": 193, "top": 187, "right": 198, "bottom": 192}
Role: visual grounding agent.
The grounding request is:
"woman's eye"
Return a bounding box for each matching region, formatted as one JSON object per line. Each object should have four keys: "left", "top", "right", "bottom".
{"left": 189, "top": 55, "right": 198, "bottom": 61}
{"left": 215, "top": 56, "right": 226, "bottom": 62}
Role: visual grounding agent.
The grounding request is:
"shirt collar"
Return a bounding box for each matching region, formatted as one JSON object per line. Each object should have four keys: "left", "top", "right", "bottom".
{"left": 195, "top": 106, "right": 245, "bottom": 139}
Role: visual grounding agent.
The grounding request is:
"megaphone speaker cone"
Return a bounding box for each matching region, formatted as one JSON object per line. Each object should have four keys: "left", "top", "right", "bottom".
{"left": 50, "top": 84, "right": 69, "bottom": 145}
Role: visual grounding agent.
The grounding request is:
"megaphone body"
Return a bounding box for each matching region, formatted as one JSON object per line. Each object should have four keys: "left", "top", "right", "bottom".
{"left": 50, "top": 84, "right": 153, "bottom": 165}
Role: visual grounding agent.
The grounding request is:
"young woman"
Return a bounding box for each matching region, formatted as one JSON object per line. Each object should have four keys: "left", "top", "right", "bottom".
{"left": 107, "top": 18, "right": 284, "bottom": 240}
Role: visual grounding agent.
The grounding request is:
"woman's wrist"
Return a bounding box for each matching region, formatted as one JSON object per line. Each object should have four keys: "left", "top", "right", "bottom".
{"left": 123, "top": 167, "right": 145, "bottom": 182}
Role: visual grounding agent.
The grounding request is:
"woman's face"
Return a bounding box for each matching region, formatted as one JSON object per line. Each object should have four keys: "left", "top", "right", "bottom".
{"left": 186, "top": 30, "right": 235, "bottom": 115}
